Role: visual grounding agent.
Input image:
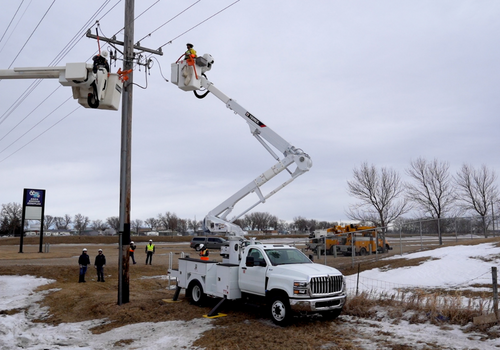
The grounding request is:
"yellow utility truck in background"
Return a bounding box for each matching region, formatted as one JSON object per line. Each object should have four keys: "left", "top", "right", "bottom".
{"left": 307, "top": 224, "right": 392, "bottom": 256}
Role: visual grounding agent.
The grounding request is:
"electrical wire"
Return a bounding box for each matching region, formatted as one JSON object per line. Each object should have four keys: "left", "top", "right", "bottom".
{"left": 0, "top": 0, "right": 33, "bottom": 56}
{"left": 0, "top": 0, "right": 25, "bottom": 45}
{"left": 0, "top": 105, "right": 80, "bottom": 163}
{"left": 159, "top": 0, "right": 240, "bottom": 48}
{"left": 136, "top": 0, "right": 200, "bottom": 43}
{"left": 0, "top": 96, "right": 72, "bottom": 155}
{"left": 0, "top": 85, "right": 62, "bottom": 143}
{"left": 7, "top": 0, "right": 57, "bottom": 69}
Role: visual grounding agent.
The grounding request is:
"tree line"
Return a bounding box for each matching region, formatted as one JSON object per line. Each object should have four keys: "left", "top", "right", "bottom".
{"left": 347, "top": 159, "right": 499, "bottom": 243}
{"left": 2, "top": 158, "right": 498, "bottom": 239}
{"left": 0, "top": 204, "right": 336, "bottom": 237}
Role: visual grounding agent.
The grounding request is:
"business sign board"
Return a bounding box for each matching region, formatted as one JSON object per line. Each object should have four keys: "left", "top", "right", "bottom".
{"left": 23, "top": 189, "right": 45, "bottom": 220}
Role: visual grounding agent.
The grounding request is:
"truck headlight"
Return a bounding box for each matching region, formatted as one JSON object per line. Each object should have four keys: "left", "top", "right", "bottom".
{"left": 293, "top": 281, "right": 308, "bottom": 295}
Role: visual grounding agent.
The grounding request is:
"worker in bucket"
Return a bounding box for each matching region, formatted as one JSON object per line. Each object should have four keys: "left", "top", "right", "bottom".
{"left": 184, "top": 43, "right": 197, "bottom": 60}
{"left": 199, "top": 244, "right": 209, "bottom": 261}
{"left": 78, "top": 248, "right": 90, "bottom": 283}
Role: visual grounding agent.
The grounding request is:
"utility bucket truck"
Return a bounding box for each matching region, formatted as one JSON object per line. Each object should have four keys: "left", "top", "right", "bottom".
{"left": 171, "top": 53, "right": 312, "bottom": 238}
{"left": 168, "top": 239, "right": 346, "bottom": 325}
{"left": 169, "top": 53, "right": 344, "bottom": 324}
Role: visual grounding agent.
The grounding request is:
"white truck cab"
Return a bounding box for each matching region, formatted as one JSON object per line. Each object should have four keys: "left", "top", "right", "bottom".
{"left": 169, "top": 240, "right": 346, "bottom": 325}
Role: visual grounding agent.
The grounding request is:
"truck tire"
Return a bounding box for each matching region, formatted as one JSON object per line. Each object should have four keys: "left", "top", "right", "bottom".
{"left": 269, "top": 293, "right": 291, "bottom": 326}
{"left": 329, "top": 246, "right": 335, "bottom": 255}
{"left": 359, "top": 248, "right": 367, "bottom": 256}
{"left": 187, "top": 280, "right": 205, "bottom": 306}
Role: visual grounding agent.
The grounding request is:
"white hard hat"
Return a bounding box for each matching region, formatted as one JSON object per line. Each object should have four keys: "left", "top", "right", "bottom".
{"left": 130, "top": 241, "right": 134, "bottom": 244}
{"left": 101, "top": 50, "right": 108, "bottom": 58}
{"left": 98, "top": 249, "right": 102, "bottom": 252}
{"left": 83, "top": 248, "right": 87, "bottom": 252}
{"left": 149, "top": 239, "right": 152, "bottom": 242}
{"left": 199, "top": 244, "right": 204, "bottom": 249}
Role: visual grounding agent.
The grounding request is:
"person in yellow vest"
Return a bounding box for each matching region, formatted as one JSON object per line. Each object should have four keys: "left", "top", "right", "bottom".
{"left": 199, "top": 244, "right": 209, "bottom": 261}
{"left": 145, "top": 239, "right": 155, "bottom": 265}
{"left": 184, "top": 43, "right": 197, "bottom": 60}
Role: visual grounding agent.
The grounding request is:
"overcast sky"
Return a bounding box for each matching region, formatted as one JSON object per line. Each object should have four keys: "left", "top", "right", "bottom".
{"left": 1, "top": 1, "right": 499, "bottom": 225}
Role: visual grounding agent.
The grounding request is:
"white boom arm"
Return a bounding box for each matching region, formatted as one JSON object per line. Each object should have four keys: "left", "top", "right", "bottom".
{"left": 0, "top": 60, "right": 122, "bottom": 110}
{"left": 171, "top": 54, "right": 312, "bottom": 236}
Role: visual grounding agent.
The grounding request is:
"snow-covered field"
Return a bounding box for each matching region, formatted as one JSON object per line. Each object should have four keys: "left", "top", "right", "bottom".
{"left": 1, "top": 244, "right": 499, "bottom": 349}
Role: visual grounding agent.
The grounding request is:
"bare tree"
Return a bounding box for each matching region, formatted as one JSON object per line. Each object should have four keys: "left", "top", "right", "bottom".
{"left": 0, "top": 203, "right": 22, "bottom": 236}
{"left": 406, "top": 158, "right": 456, "bottom": 245}
{"left": 244, "top": 212, "right": 275, "bottom": 231}
{"left": 43, "top": 215, "right": 55, "bottom": 231}
{"left": 106, "top": 216, "right": 120, "bottom": 232}
{"left": 144, "top": 217, "right": 158, "bottom": 231}
{"left": 91, "top": 219, "right": 108, "bottom": 232}
{"left": 55, "top": 214, "right": 72, "bottom": 230}
{"left": 74, "top": 214, "right": 90, "bottom": 235}
{"left": 455, "top": 164, "right": 499, "bottom": 237}
{"left": 132, "top": 219, "right": 143, "bottom": 235}
{"left": 347, "top": 162, "right": 409, "bottom": 229}
{"left": 158, "top": 212, "right": 179, "bottom": 231}
{"left": 293, "top": 216, "right": 308, "bottom": 232}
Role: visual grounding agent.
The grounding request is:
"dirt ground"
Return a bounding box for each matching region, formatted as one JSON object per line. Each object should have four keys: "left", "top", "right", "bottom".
{"left": 1, "top": 234, "right": 498, "bottom": 349}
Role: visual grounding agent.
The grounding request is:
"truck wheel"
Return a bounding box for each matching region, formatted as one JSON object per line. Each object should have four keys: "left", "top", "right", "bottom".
{"left": 269, "top": 293, "right": 291, "bottom": 326}
{"left": 359, "top": 248, "right": 367, "bottom": 256}
{"left": 321, "top": 308, "right": 342, "bottom": 320}
{"left": 187, "top": 280, "right": 205, "bottom": 306}
{"left": 329, "top": 246, "right": 335, "bottom": 255}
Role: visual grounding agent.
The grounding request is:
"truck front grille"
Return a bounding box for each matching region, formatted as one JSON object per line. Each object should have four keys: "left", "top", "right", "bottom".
{"left": 310, "top": 276, "right": 343, "bottom": 295}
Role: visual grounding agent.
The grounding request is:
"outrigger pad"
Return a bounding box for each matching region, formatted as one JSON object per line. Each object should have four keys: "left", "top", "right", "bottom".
{"left": 203, "top": 313, "right": 227, "bottom": 319}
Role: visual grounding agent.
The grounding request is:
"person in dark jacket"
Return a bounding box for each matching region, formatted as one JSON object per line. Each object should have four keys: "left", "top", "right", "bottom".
{"left": 78, "top": 248, "right": 91, "bottom": 283}
{"left": 94, "top": 249, "right": 106, "bottom": 282}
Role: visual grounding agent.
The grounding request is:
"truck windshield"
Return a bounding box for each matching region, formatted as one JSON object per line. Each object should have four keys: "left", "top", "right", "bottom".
{"left": 265, "top": 249, "right": 312, "bottom": 266}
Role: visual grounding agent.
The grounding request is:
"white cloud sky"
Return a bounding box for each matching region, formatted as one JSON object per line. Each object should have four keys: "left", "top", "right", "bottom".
{"left": 1, "top": 1, "right": 499, "bottom": 224}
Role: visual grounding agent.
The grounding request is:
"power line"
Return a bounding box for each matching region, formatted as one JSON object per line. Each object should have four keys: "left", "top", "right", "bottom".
{"left": 0, "top": 96, "right": 72, "bottom": 155}
{"left": 0, "top": 0, "right": 33, "bottom": 56}
{"left": 7, "top": 0, "right": 57, "bottom": 69}
{"left": 159, "top": 0, "right": 240, "bottom": 48}
{"left": 0, "top": 0, "right": 26, "bottom": 45}
{"left": 0, "top": 104, "right": 80, "bottom": 163}
{"left": 136, "top": 0, "right": 200, "bottom": 43}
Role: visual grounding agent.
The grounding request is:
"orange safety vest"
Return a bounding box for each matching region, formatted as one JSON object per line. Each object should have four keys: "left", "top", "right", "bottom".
{"left": 199, "top": 249, "right": 209, "bottom": 260}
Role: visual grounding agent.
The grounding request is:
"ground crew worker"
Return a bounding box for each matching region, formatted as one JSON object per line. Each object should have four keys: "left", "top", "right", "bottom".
{"left": 78, "top": 248, "right": 90, "bottom": 283}
{"left": 129, "top": 241, "right": 137, "bottom": 264}
{"left": 199, "top": 244, "right": 209, "bottom": 261}
{"left": 184, "top": 43, "right": 197, "bottom": 60}
{"left": 94, "top": 249, "right": 106, "bottom": 282}
{"left": 145, "top": 239, "right": 155, "bottom": 265}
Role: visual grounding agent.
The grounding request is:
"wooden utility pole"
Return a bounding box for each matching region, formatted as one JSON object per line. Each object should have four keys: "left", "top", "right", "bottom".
{"left": 87, "top": 0, "right": 162, "bottom": 305}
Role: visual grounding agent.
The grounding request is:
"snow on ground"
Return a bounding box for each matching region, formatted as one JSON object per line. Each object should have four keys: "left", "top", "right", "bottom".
{"left": 1, "top": 243, "right": 499, "bottom": 349}
{"left": 344, "top": 243, "right": 500, "bottom": 295}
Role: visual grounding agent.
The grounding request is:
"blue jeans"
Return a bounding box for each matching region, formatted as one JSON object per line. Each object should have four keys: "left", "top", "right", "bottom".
{"left": 79, "top": 266, "right": 87, "bottom": 282}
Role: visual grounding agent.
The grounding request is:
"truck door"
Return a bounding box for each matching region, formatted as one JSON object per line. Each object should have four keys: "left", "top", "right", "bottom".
{"left": 239, "top": 248, "right": 267, "bottom": 296}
